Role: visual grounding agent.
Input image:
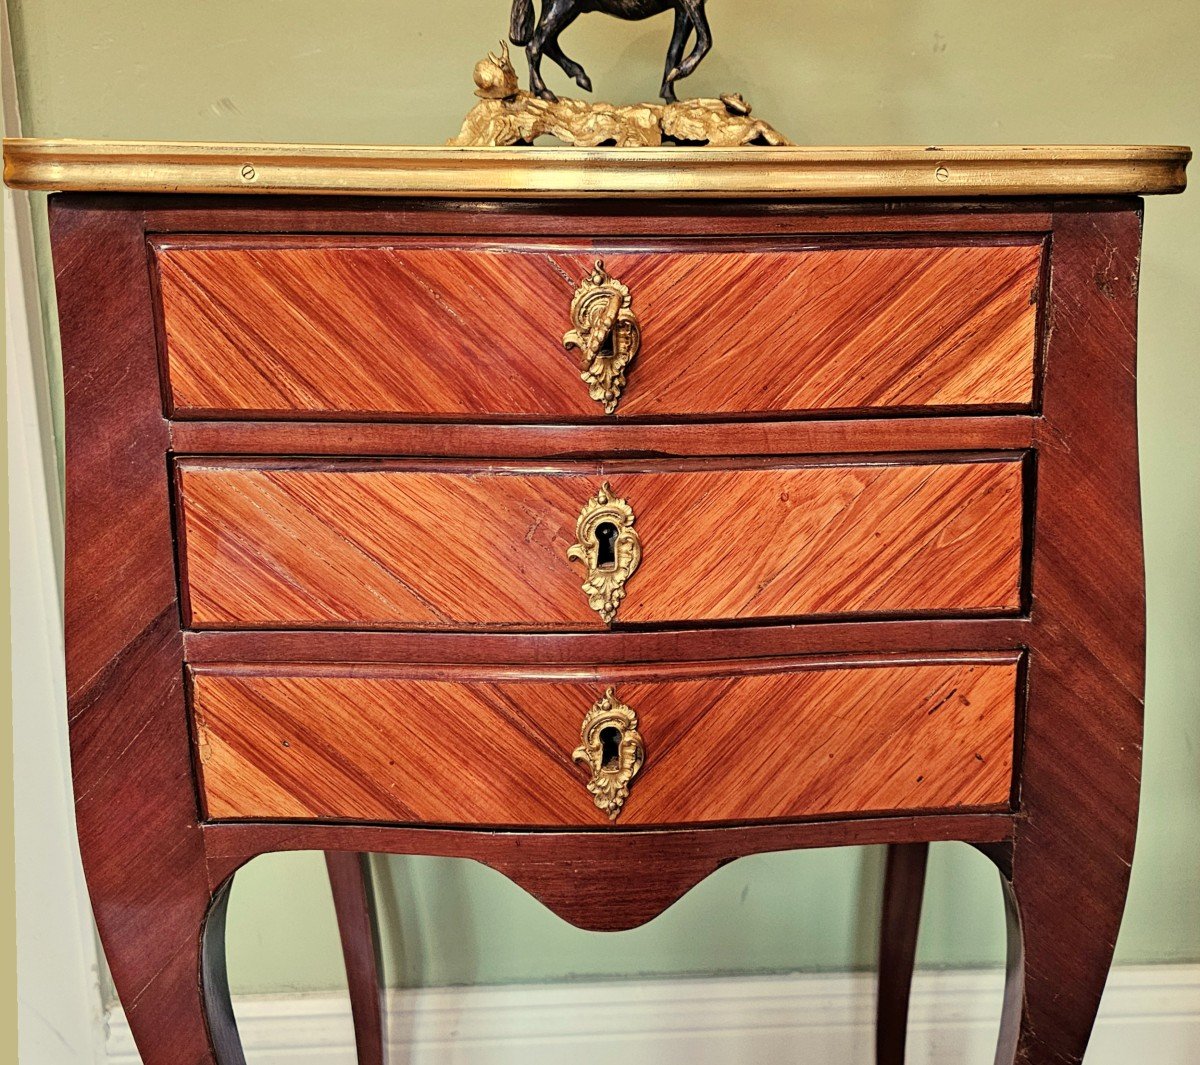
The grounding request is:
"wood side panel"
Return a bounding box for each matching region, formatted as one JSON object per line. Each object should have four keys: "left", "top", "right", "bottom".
{"left": 191, "top": 656, "right": 1019, "bottom": 826}
{"left": 977, "top": 207, "right": 1149, "bottom": 1065}
{"left": 54, "top": 198, "right": 242, "bottom": 1064}
{"left": 176, "top": 458, "right": 1025, "bottom": 628}
{"left": 62, "top": 214, "right": 177, "bottom": 694}
{"left": 155, "top": 239, "right": 1042, "bottom": 418}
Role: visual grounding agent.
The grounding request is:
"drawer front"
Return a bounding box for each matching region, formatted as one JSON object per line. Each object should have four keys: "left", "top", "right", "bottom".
{"left": 190, "top": 654, "right": 1020, "bottom": 825}
{"left": 176, "top": 457, "right": 1026, "bottom": 629}
{"left": 154, "top": 238, "right": 1042, "bottom": 419}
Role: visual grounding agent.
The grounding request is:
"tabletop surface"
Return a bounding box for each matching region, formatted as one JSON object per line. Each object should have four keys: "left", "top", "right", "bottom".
{"left": 3, "top": 138, "right": 1191, "bottom": 199}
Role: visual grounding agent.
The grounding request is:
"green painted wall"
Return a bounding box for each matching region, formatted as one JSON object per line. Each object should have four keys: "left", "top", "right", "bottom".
{"left": 8, "top": 0, "right": 1198, "bottom": 994}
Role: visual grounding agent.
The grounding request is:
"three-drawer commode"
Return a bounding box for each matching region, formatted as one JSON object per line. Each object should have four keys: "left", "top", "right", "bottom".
{"left": 9, "top": 139, "right": 1187, "bottom": 1065}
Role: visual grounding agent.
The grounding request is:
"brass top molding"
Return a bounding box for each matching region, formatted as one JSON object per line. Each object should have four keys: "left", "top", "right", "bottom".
{"left": 3, "top": 138, "right": 1190, "bottom": 199}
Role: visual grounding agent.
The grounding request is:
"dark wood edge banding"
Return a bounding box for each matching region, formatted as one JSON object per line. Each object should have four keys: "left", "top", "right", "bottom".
{"left": 201, "top": 806, "right": 1015, "bottom": 834}
{"left": 170, "top": 459, "right": 197, "bottom": 632}
{"left": 1030, "top": 235, "right": 1055, "bottom": 414}
{"left": 183, "top": 617, "right": 1032, "bottom": 665}
{"left": 168, "top": 415, "right": 1040, "bottom": 456}
{"left": 172, "top": 449, "right": 1027, "bottom": 475}
{"left": 188, "top": 647, "right": 1023, "bottom": 681}
{"left": 180, "top": 609, "right": 1029, "bottom": 636}
{"left": 202, "top": 813, "right": 1016, "bottom": 860}
{"left": 149, "top": 230, "right": 1046, "bottom": 253}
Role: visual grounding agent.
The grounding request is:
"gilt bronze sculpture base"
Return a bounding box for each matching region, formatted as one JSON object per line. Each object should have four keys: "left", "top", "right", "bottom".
{"left": 450, "top": 44, "right": 790, "bottom": 148}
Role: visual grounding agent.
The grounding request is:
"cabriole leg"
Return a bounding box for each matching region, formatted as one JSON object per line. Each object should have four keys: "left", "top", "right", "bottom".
{"left": 876, "top": 842, "right": 929, "bottom": 1065}
{"left": 987, "top": 830, "right": 1132, "bottom": 1065}
{"left": 327, "top": 852, "right": 389, "bottom": 1065}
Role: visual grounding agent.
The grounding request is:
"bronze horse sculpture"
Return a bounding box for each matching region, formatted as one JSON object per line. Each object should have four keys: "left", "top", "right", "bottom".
{"left": 509, "top": 0, "right": 712, "bottom": 102}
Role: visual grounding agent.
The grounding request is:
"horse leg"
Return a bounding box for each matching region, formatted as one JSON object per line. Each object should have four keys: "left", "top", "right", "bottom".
{"left": 525, "top": 39, "right": 553, "bottom": 101}
{"left": 660, "top": 7, "right": 691, "bottom": 101}
{"left": 543, "top": 36, "right": 592, "bottom": 92}
{"left": 669, "top": 0, "right": 713, "bottom": 86}
{"left": 526, "top": 1, "right": 578, "bottom": 101}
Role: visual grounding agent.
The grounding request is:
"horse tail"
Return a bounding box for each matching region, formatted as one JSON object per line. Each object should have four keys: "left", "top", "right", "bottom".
{"left": 510, "top": 0, "right": 535, "bottom": 46}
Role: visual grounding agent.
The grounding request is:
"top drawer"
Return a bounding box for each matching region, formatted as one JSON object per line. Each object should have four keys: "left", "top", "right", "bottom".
{"left": 152, "top": 236, "right": 1043, "bottom": 421}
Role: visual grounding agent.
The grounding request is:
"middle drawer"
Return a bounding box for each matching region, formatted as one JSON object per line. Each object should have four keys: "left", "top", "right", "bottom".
{"left": 175, "top": 455, "right": 1026, "bottom": 629}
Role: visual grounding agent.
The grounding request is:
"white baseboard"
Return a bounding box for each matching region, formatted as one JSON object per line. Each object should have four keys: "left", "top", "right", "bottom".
{"left": 105, "top": 965, "right": 1200, "bottom": 1064}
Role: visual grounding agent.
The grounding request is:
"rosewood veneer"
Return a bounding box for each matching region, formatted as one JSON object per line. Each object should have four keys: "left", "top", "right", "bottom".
{"left": 4, "top": 139, "right": 1190, "bottom": 1065}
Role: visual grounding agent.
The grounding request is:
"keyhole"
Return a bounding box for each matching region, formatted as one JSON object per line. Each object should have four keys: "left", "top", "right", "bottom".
{"left": 596, "top": 321, "right": 614, "bottom": 357}
{"left": 599, "top": 726, "right": 622, "bottom": 770}
{"left": 596, "top": 521, "right": 618, "bottom": 570}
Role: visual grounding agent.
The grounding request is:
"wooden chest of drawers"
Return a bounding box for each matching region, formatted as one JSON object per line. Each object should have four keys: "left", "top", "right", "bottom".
{"left": 7, "top": 139, "right": 1189, "bottom": 1065}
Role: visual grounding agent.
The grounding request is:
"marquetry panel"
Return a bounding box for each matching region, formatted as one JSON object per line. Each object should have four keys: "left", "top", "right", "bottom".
{"left": 154, "top": 238, "right": 1042, "bottom": 419}
{"left": 175, "top": 457, "right": 1026, "bottom": 628}
{"left": 190, "top": 654, "right": 1020, "bottom": 825}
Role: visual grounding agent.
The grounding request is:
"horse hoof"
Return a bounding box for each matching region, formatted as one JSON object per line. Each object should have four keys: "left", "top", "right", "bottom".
{"left": 535, "top": 88, "right": 559, "bottom": 102}
{"left": 577, "top": 74, "right": 593, "bottom": 92}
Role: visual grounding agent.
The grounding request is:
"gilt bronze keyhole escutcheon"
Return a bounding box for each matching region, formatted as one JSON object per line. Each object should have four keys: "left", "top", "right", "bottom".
{"left": 573, "top": 688, "right": 645, "bottom": 821}
{"left": 563, "top": 260, "right": 641, "bottom": 415}
{"left": 567, "top": 481, "right": 641, "bottom": 625}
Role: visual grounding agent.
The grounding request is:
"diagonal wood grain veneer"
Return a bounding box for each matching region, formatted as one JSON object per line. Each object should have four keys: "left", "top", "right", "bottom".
{"left": 175, "top": 456, "right": 1026, "bottom": 628}
{"left": 154, "top": 238, "right": 1042, "bottom": 419}
{"left": 191, "top": 654, "right": 1020, "bottom": 826}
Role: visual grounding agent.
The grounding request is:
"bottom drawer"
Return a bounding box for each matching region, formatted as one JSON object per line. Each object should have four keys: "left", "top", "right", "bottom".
{"left": 190, "top": 653, "right": 1020, "bottom": 828}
